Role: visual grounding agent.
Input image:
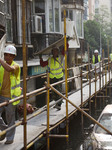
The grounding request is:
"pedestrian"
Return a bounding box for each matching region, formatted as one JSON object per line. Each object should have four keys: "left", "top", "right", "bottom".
{"left": 39, "top": 45, "right": 68, "bottom": 110}
{"left": 92, "top": 49, "right": 101, "bottom": 75}
{"left": 0, "top": 45, "right": 21, "bottom": 144}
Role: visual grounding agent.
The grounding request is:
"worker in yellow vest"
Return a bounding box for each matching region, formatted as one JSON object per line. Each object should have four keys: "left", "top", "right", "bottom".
{"left": 109, "top": 53, "right": 112, "bottom": 70}
{"left": 92, "top": 49, "right": 101, "bottom": 75}
{"left": 92, "top": 49, "right": 101, "bottom": 64}
{"left": 109, "top": 53, "right": 112, "bottom": 61}
{"left": 39, "top": 46, "right": 67, "bottom": 110}
{"left": 0, "top": 45, "right": 21, "bottom": 144}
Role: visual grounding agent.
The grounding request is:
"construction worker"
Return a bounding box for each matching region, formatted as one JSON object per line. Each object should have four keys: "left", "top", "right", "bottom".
{"left": 0, "top": 45, "right": 21, "bottom": 144}
{"left": 39, "top": 46, "right": 67, "bottom": 110}
{"left": 92, "top": 49, "right": 101, "bottom": 75}
{"left": 92, "top": 49, "right": 101, "bottom": 64}
{"left": 109, "top": 53, "right": 112, "bottom": 70}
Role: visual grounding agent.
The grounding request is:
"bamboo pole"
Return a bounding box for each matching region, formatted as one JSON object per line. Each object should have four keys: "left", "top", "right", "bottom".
{"left": 102, "top": 50, "right": 104, "bottom": 87}
{"left": 22, "top": 0, "right": 27, "bottom": 149}
{"left": 80, "top": 41, "right": 84, "bottom": 132}
{"left": 105, "top": 65, "right": 107, "bottom": 97}
{"left": 64, "top": 9, "right": 69, "bottom": 144}
{"left": 107, "top": 39, "right": 109, "bottom": 72}
{"left": 47, "top": 71, "right": 50, "bottom": 150}
{"left": 49, "top": 134, "right": 69, "bottom": 138}
{"left": 87, "top": 44, "right": 91, "bottom": 116}
{"left": 95, "top": 66, "right": 97, "bottom": 109}
{"left": 48, "top": 83, "right": 112, "bottom": 135}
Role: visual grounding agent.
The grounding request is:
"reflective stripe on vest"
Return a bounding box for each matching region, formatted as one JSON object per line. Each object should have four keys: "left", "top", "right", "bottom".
{"left": 48, "top": 56, "right": 63, "bottom": 79}
{"left": 92, "top": 55, "right": 100, "bottom": 64}
{"left": 0, "top": 61, "right": 21, "bottom": 105}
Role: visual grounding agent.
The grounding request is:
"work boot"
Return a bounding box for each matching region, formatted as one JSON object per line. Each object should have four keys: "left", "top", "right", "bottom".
{"left": 5, "top": 140, "right": 13, "bottom": 144}
{"left": 0, "top": 133, "right": 6, "bottom": 141}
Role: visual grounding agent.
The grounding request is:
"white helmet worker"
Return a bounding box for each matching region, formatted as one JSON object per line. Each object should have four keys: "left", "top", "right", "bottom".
{"left": 94, "top": 49, "right": 99, "bottom": 54}
{"left": 4, "top": 45, "right": 17, "bottom": 56}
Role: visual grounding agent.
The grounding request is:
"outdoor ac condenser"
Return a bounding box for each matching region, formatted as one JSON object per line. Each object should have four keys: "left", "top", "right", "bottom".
{"left": 34, "top": 15, "right": 42, "bottom": 33}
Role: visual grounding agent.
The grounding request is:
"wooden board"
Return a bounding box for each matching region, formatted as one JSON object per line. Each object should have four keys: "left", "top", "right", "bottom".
{"left": 33, "top": 37, "right": 64, "bottom": 55}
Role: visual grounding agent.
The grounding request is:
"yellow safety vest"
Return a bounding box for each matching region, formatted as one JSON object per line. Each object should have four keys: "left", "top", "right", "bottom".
{"left": 110, "top": 53, "right": 112, "bottom": 61}
{"left": 0, "top": 61, "right": 21, "bottom": 105}
{"left": 48, "top": 56, "right": 63, "bottom": 79}
{"left": 92, "top": 55, "right": 101, "bottom": 64}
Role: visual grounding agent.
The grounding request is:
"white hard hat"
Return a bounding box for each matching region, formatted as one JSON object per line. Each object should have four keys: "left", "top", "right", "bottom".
{"left": 4, "top": 45, "right": 17, "bottom": 55}
{"left": 94, "top": 49, "right": 98, "bottom": 53}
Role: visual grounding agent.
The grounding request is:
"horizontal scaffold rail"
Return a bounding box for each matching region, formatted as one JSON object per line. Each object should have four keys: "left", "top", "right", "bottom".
{"left": 0, "top": 60, "right": 112, "bottom": 149}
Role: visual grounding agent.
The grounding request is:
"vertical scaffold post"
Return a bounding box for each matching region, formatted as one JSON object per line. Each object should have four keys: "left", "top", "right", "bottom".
{"left": 47, "top": 71, "right": 50, "bottom": 150}
{"left": 107, "top": 39, "right": 110, "bottom": 72}
{"left": 102, "top": 49, "right": 104, "bottom": 87}
{"left": 80, "top": 41, "right": 83, "bottom": 132}
{"left": 95, "top": 66, "right": 97, "bottom": 109}
{"left": 64, "top": 9, "right": 69, "bottom": 144}
{"left": 22, "top": 0, "right": 27, "bottom": 149}
{"left": 107, "top": 39, "right": 111, "bottom": 96}
{"left": 87, "top": 44, "right": 91, "bottom": 116}
{"left": 105, "top": 65, "right": 107, "bottom": 98}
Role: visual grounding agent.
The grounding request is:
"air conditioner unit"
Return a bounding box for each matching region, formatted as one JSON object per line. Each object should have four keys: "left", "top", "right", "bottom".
{"left": 34, "top": 15, "right": 42, "bottom": 33}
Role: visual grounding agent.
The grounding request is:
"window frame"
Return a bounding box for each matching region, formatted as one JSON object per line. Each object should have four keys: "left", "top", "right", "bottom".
{"left": 45, "top": 0, "right": 61, "bottom": 33}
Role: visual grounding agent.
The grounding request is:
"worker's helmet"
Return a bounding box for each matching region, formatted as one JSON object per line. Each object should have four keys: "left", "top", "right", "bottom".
{"left": 94, "top": 49, "right": 99, "bottom": 53}
{"left": 4, "top": 45, "right": 17, "bottom": 56}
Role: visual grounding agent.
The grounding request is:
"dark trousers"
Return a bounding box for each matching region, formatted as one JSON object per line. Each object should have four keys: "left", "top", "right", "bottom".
{"left": 50, "top": 77, "right": 63, "bottom": 106}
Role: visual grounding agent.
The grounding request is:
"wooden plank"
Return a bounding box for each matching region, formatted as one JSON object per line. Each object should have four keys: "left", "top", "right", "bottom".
{"left": 33, "top": 37, "right": 64, "bottom": 55}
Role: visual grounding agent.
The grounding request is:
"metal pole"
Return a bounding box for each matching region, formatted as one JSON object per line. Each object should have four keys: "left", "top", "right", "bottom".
{"left": 22, "top": 0, "right": 27, "bottom": 149}
{"left": 47, "top": 71, "right": 50, "bottom": 150}
{"left": 64, "top": 9, "right": 69, "bottom": 144}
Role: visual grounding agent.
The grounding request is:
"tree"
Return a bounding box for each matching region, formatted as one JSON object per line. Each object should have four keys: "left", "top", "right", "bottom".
{"left": 84, "top": 20, "right": 107, "bottom": 56}
{"left": 84, "top": 6, "right": 112, "bottom": 57}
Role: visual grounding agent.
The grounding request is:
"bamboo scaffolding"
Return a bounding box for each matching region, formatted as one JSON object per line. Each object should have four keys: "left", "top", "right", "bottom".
{"left": 48, "top": 83, "right": 112, "bottom": 136}
{"left": 22, "top": 0, "right": 27, "bottom": 149}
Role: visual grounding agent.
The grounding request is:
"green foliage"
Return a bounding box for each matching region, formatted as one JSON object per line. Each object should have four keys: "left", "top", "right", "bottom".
{"left": 84, "top": 6, "right": 112, "bottom": 57}
{"left": 84, "top": 20, "right": 108, "bottom": 57}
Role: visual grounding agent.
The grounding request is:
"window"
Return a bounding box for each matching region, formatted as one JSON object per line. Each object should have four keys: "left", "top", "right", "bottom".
{"left": 5, "top": 0, "right": 12, "bottom": 42}
{"left": 35, "top": 0, "right": 45, "bottom": 13}
{"left": 61, "top": 10, "right": 73, "bottom": 21}
{"left": 6, "top": 18, "right": 12, "bottom": 42}
{"left": 54, "top": 0, "right": 59, "bottom": 32}
{"left": 48, "top": 0, "right": 60, "bottom": 33}
{"left": 76, "top": 10, "right": 83, "bottom": 38}
{"left": 95, "top": 113, "right": 112, "bottom": 134}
